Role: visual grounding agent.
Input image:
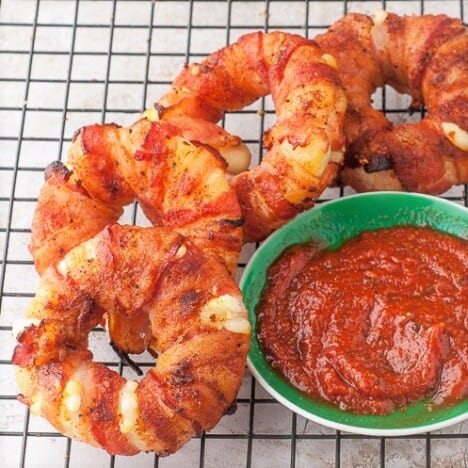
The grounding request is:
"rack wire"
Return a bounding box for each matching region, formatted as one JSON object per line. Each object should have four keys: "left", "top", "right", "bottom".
{"left": 0, "top": 1, "right": 467, "bottom": 467}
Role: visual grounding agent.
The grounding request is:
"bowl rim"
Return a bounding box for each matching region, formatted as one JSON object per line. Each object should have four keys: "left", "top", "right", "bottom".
{"left": 241, "top": 191, "right": 468, "bottom": 436}
{"left": 247, "top": 362, "right": 468, "bottom": 436}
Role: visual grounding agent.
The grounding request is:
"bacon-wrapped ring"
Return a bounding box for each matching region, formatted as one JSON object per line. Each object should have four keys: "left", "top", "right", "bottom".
{"left": 155, "top": 31, "right": 347, "bottom": 241}
{"left": 315, "top": 12, "right": 468, "bottom": 193}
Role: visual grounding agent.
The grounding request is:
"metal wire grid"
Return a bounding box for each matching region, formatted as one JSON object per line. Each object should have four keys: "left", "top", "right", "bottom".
{"left": 0, "top": 0, "right": 467, "bottom": 467}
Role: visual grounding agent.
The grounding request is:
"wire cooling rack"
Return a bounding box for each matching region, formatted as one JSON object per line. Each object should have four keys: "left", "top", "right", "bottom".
{"left": 0, "top": 1, "right": 467, "bottom": 467}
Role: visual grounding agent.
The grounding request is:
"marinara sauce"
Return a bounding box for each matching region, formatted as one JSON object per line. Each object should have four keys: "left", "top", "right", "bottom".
{"left": 257, "top": 226, "right": 467, "bottom": 415}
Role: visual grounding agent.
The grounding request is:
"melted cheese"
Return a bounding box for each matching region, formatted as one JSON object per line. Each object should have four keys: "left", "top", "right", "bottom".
{"left": 30, "top": 393, "right": 43, "bottom": 416}
{"left": 280, "top": 138, "right": 331, "bottom": 178}
{"left": 200, "top": 294, "right": 250, "bottom": 334}
{"left": 175, "top": 244, "right": 187, "bottom": 259}
{"left": 143, "top": 106, "right": 160, "bottom": 122}
{"left": 321, "top": 53, "right": 338, "bottom": 70}
{"left": 218, "top": 142, "right": 252, "bottom": 175}
{"left": 63, "top": 380, "right": 82, "bottom": 413}
{"left": 57, "top": 238, "right": 98, "bottom": 277}
{"left": 442, "top": 122, "right": 468, "bottom": 151}
{"left": 119, "top": 380, "right": 138, "bottom": 434}
{"left": 372, "top": 8, "right": 388, "bottom": 26}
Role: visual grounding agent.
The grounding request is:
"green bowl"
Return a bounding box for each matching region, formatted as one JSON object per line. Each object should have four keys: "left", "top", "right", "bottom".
{"left": 241, "top": 192, "right": 468, "bottom": 436}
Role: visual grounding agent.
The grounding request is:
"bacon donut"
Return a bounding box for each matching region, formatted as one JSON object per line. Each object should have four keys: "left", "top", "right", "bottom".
{"left": 13, "top": 224, "right": 250, "bottom": 456}
{"left": 315, "top": 12, "right": 468, "bottom": 194}
{"left": 155, "top": 31, "right": 346, "bottom": 241}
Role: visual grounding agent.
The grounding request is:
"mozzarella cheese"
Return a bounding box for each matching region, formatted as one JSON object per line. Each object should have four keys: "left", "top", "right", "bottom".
{"left": 442, "top": 122, "right": 468, "bottom": 151}
{"left": 119, "top": 380, "right": 138, "bottom": 434}
{"left": 63, "top": 380, "right": 82, "bottom": 413}
{"left": 200, "top": 294, "right": 250, "bottom": 334}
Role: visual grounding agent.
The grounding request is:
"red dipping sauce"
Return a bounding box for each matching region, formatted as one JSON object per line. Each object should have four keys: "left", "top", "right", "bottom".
{"left": 257, "top": 226, "right": 468, "bottom": 415}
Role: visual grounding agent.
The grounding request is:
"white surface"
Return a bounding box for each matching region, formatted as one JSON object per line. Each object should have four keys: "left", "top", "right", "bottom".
{"left": 0, "top": 1, "right": 467, "bottom": 467}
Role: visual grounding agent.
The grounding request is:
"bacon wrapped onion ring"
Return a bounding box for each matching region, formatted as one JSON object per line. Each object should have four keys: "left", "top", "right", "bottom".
{"left": 13, "top": 225, "right": 250, "bottom": 456}
{"left": 315, "top": 12, "right": 468, "bottom": 193}
{"left": 155, "top": 31, "right": 347, "bottom": 241}
{"left": 13, "top": 119, "right": 250, "bottom": 455}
